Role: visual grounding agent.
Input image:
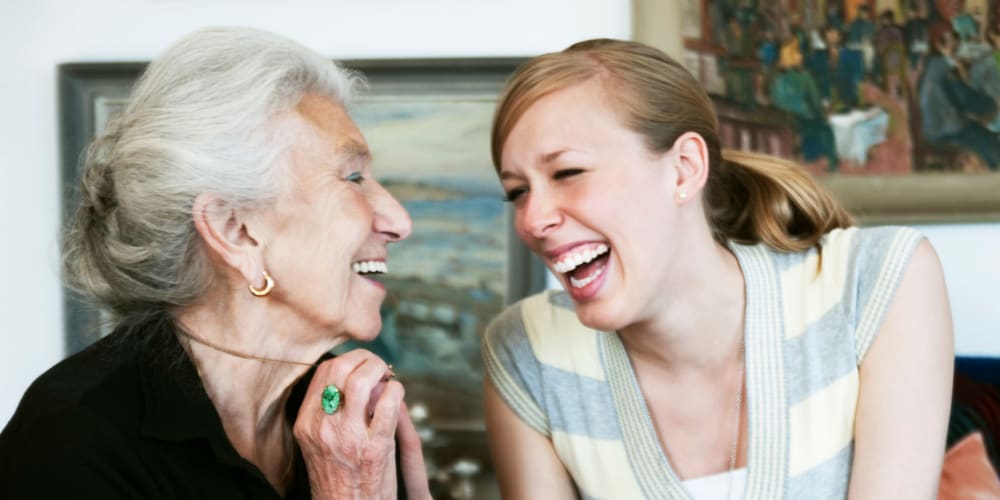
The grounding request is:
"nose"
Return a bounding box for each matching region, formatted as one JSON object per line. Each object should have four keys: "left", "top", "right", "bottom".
{"left": 519, "top": 190, "right": 561, "bottom": 240}
{"left": 372, "top": 183, "right": 412, "bottom": 242}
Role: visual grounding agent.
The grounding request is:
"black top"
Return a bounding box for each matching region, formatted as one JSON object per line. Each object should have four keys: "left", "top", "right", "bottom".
{"left": 0, "top": 313, "right": 404, "bottom": 499}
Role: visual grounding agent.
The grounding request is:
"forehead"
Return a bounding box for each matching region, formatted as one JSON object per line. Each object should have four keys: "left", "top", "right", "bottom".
{"left": 500, "top": 81, "right": 632, "bottom": 170}
{"left": 294, "top": 93, "right": 366, "bottom": 153}
{"left": 515, "top": 80, "right": 618, "bottom": 132}
{"left": 282, "top": 94, "right": 370, "bottom": 191}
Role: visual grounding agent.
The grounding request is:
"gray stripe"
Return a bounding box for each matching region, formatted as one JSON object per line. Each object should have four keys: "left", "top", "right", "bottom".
{"left": 548, "top": 290, "right": 576, "bottom": 310}
{"left": 482, "top": 301, "right": 550, "bottom": 435}
{"left": 785, "top": 441, "right": 853, "bottom": 500}
{"left": 783, "top": 308, "right": 857, "bottom": 406}
{"left": 539, "top": 363, "right": 622, "bottom": 439}
{"left": 482, "top": 338, "right": 550, "bottom": 435}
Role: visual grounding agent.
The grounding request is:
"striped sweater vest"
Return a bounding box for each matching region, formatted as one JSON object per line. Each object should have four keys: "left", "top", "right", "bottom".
{"left": 482, "top": 226, "right": 924, "bottom": 499}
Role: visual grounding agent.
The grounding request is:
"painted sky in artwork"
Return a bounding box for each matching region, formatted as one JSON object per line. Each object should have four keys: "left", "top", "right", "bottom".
{"left": 351, "top": 98, "right": 502, "bottom": 195}
{"left": 349, "top": 97, "right": 508, "bottom": 295}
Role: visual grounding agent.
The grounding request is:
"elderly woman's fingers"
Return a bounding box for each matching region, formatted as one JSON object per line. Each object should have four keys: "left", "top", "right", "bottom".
{"left": 297, "top": 349, "right": 381, "bottom": 416}
{"left": 293, "top": 349, "right": 400, "bottom": 499}
{"left": 299, "top": 349, "right": 375, "bottom": 418}
{"left": 397, "top": 403, "right": 432, "bottom": 500}
{"left": 341, "top": 356, "right": 393, "bottom": 423}
{"left": 367, "top": 380, "right": 405, "bottom": 439}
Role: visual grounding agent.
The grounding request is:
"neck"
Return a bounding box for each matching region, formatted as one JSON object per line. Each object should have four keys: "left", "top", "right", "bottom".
{"left": 618, "top": 230, "right": 746, "bottom": 375}
{"left": 175, "top": 290, "right": 347, "bottom": 492}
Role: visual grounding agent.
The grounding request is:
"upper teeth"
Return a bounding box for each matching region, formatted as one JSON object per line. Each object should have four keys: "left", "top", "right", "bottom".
{"left": 553, "top": 244, "right": 609, "bottom": 274}
{"left": 352, "top": 261, "right": 387, "bottom": 274}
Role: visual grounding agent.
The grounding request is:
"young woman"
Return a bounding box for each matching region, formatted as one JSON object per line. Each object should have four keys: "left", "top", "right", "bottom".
{"left": 482, "top": 39, "right": 953, "bottom": 499}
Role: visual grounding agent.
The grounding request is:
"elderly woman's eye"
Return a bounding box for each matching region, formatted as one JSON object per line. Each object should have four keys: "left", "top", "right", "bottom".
{"left": 346, "top": 172, "right": 365, "bottom": 184}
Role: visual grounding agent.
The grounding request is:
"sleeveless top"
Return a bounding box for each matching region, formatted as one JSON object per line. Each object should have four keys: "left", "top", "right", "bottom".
{"left": 482, "top": 226, "right": 924, "bottom": 499}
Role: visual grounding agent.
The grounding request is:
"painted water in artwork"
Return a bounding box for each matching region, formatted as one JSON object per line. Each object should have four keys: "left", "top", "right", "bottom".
{"left": 682, "top": 0, "right": 1000, "bottom": 175}
{"left": 345, "top": 97, "right": 505, "bottom": 427}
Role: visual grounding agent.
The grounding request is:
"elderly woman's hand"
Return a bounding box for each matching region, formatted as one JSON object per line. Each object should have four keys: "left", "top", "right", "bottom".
{"left": 293, "top": 349, "right": 430, "bottom": 499}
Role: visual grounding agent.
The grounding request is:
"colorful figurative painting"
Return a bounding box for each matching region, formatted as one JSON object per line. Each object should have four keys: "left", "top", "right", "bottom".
{"left": 346, "top": 95, "right": 506, "bottom": 426}
{"left": 682, "top": 0, "right": 1000, "bottom": 176}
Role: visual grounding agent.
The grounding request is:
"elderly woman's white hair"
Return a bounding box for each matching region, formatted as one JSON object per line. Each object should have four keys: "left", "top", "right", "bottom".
{"left": 63, "top": 26, "right": 364, "bottom": 318}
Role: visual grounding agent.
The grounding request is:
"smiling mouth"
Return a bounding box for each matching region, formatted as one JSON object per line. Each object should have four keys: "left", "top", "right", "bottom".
{"left": 352, "top": 260, "right": 387, "bottom": 277}
{"left": 553, "top": 244, "right": 610, "bottom": 289}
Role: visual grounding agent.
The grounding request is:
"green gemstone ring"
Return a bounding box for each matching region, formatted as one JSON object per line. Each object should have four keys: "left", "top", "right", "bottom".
{"left": 321, "top": 384, "right": 342, "bottom": 415}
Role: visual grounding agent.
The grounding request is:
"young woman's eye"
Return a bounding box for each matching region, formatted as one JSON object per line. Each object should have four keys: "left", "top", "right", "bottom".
{"left": 503, "top": 187, "right": 527, "bottom": 203}
{"left": 346, "top": 172, "right": 365, "bottom": 184}
{"left": 554, "top": 168, "right": 583, "bottom": 180}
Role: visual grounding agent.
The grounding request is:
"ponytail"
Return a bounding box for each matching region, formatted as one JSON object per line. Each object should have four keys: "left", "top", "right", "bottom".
{"left": 706, "top": 150, "right": 854, "bottom": 252}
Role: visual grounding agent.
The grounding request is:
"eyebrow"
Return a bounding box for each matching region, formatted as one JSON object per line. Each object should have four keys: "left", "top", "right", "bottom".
{"left": 339, "top": 139, "right": 371, "bottom": 163}
{"left": 541, "top": 149, "right": 570, "bottom": 164}
{"left": 499, "top": 149, "right": 571, "bottom": 180}
{"left": 499, "top": 170, "right": 520, "bottom": 181}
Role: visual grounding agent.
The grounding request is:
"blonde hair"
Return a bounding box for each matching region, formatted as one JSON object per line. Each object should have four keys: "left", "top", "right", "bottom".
{"left": 491, "top": 38, "right": 853, "bottom": 252}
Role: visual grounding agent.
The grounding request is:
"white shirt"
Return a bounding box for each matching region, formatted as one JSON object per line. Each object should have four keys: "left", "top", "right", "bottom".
{"left": 683, "top": 468, "right": 748, "bottom": 500}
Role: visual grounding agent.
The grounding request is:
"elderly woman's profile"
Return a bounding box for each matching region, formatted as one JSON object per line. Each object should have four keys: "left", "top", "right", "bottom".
{"left": 0, "top": 27, "right": 431, "bottom": 499}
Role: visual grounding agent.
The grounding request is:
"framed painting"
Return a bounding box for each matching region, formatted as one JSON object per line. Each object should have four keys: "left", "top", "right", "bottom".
{"left": 58, "top": 58, "right": 542, "bottom": 498}
{"left": 636, "top": 0, "right": 1000, "bottom": 223}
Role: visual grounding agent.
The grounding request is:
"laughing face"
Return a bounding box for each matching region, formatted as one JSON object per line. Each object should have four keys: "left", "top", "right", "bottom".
{"left": 258, "top": 94, "right": 411, "bottom": 342}
{"left": 499, "top": 79, "right": 684, "bottom": 331}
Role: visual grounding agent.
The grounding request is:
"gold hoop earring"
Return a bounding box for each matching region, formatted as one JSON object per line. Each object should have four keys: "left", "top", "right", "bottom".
{"left": 249, "top": 271, "right": 275, "bottom": 297}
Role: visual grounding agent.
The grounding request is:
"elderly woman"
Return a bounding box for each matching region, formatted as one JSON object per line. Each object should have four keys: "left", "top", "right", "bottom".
{"left": 0, "top": 27, "right": 430, "bottom": 499}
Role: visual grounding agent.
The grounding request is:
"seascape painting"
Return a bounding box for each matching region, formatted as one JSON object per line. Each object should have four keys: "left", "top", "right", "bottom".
{"left": 682, "top": 0, "right": 1000, "bottom": 176}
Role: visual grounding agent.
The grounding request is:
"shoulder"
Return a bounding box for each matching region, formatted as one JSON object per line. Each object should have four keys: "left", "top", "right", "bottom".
{"left": 741, "top": 226, "right": 924, "bottom": 346}
{"left": 484, "top": 289, "right": 581, "bottom": 352}
{"left": 0, "top": 330, "right": 150, "bottom": 468}
{"left": 829, "top": 226, "right": 928, "bottom": 360}
{"left": 784, "top": 226, "right": 925, "bottom": 301}
{"left": 0, "top": 317, "right": 203, "bottom": 496}
{"left": 482, "top": 290, "right": 574, "bottom": 437}
{"left": 824, "top": 226, "right": 924, "bottom": 280}
{"left": 0, "top": 356, "right": 141, "bottom": 496}
{"left": 483, "top": 289, "right": 608, "bottom": 382}
{"left": 9, "top": 332, "right": 140, "bottom": 425}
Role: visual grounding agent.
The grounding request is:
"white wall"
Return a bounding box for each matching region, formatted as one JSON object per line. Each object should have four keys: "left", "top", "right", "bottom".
{"left": 916, "top": 224, "right": 1000, "bottom": 356}
{"left": 0, "top": 0, "right": 631, "bottom": 426}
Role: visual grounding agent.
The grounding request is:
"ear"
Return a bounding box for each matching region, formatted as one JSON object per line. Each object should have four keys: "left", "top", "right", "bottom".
{"left": 669, "top": 132, "right": 711, "bottom": 204}
{"left": 191, "top": 193, "right": 266, "bottom": 288}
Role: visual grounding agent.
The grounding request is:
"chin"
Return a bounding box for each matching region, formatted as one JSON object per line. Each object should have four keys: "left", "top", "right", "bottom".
{"left": 346, "top": 317, "right": 383, "bottom": 343}
{"left": 574, "top": 301, "right": 628, "bottom": 333}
